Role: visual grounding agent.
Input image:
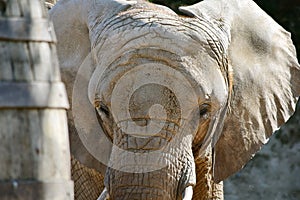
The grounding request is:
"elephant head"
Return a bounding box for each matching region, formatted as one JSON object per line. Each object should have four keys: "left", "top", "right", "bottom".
{"left": 50, "top": 0, "right": 300, "bottom": 199}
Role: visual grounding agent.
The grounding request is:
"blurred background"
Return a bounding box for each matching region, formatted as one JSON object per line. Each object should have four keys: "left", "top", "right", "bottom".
{"left": 148, "top": 0, "right": 300, "bottom": 199}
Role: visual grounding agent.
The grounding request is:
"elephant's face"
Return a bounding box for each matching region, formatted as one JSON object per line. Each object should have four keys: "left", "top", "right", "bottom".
{"left": 93, "top": 30, "right": 228, "bottom": 199}
{"left": 50, "top": 0, "right": 300, "bottom": 199}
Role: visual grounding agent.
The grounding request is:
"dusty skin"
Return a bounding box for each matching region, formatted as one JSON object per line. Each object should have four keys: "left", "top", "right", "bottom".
{"left": 48, "top": 0, "right": 300, "bottom": 199}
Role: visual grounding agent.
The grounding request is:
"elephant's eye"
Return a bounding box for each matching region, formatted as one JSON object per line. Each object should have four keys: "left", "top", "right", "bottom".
{"left": 95, "top": 101, "right": 110, "bottom": 116}
{"left": 199, "top": 103, "right": 211, "bottom": 118}
{"left": 99, "top": 104, "right": 109, "bottom": 116}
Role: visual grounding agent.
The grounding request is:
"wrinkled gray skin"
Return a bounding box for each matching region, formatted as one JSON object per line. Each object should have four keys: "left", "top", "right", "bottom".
{"left": 49, "top": 0, "right": 300, "bottom": 199}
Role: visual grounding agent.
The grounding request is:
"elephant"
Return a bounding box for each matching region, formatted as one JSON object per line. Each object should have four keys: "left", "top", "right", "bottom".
{"left": 49, "top": 0, "right": 300, "bottom": 199}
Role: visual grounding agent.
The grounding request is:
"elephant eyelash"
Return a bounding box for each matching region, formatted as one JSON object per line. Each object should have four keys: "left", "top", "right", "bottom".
{"left": 199, "top": 103, "right": 211, "bottom": 117}
{"left": 96, "top": 101, "right": 110, "bottom": 116}
{"left": 100, "top": 105, "right": 110, "bottom": 116}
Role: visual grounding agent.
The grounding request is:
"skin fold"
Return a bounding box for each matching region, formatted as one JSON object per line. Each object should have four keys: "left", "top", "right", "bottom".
{"left": 48, "top": 0, "right": 300, "bottom": 199}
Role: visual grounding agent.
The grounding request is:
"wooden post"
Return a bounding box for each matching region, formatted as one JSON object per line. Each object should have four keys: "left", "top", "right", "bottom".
{"left": 0, "top": 0, "right": 73, "bottom": 199}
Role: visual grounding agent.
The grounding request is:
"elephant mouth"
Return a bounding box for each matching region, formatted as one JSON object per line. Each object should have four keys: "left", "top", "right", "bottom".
{"left": 114, "top": 119, "right": 181, "bottom": 152}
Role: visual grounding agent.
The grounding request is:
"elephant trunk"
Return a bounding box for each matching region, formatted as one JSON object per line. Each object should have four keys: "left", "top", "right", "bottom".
{"left": 103, "top": 120, "right": 196, "bottom": 200}
{"left": 106, "top": 168, "right": 176, "bottom": 199}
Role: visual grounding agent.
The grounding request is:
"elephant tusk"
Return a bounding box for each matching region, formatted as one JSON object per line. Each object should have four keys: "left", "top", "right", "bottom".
{"left": 97, "top": 187, "right": 110, "bottom": 200}
{"left": 182, "top": 186, "right": 193, "bottom": 200}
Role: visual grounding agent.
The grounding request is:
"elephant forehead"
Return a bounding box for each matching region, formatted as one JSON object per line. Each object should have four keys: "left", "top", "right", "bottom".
{"left": 89, "top": 8, "right": 229, "bottom": 108}
{"left": 89, "top": 7, "right": 223, "bottom": 55}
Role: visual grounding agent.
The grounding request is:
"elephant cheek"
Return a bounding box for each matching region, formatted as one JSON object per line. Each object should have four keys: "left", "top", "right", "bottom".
{"left": 193, "top": 118, "right": 211, "bottom": 154}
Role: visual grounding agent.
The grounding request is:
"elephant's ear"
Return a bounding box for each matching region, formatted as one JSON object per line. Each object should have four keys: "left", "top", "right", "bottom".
{"left": 180, "top": 0, "right": 300, "bottom": 182}
{"left": 49, "top": 0, "right": 136, "bottom": 170}
{"left": 49, "top": 0, "right": 136, "bottom": 72}
{"left": 49, "top": 1, "right": 90, "bottom": 74}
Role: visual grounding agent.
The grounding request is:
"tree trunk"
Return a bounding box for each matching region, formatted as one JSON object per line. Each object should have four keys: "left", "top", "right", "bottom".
{"left": 0, "top": 0, "right": 73, "bottom": 199}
